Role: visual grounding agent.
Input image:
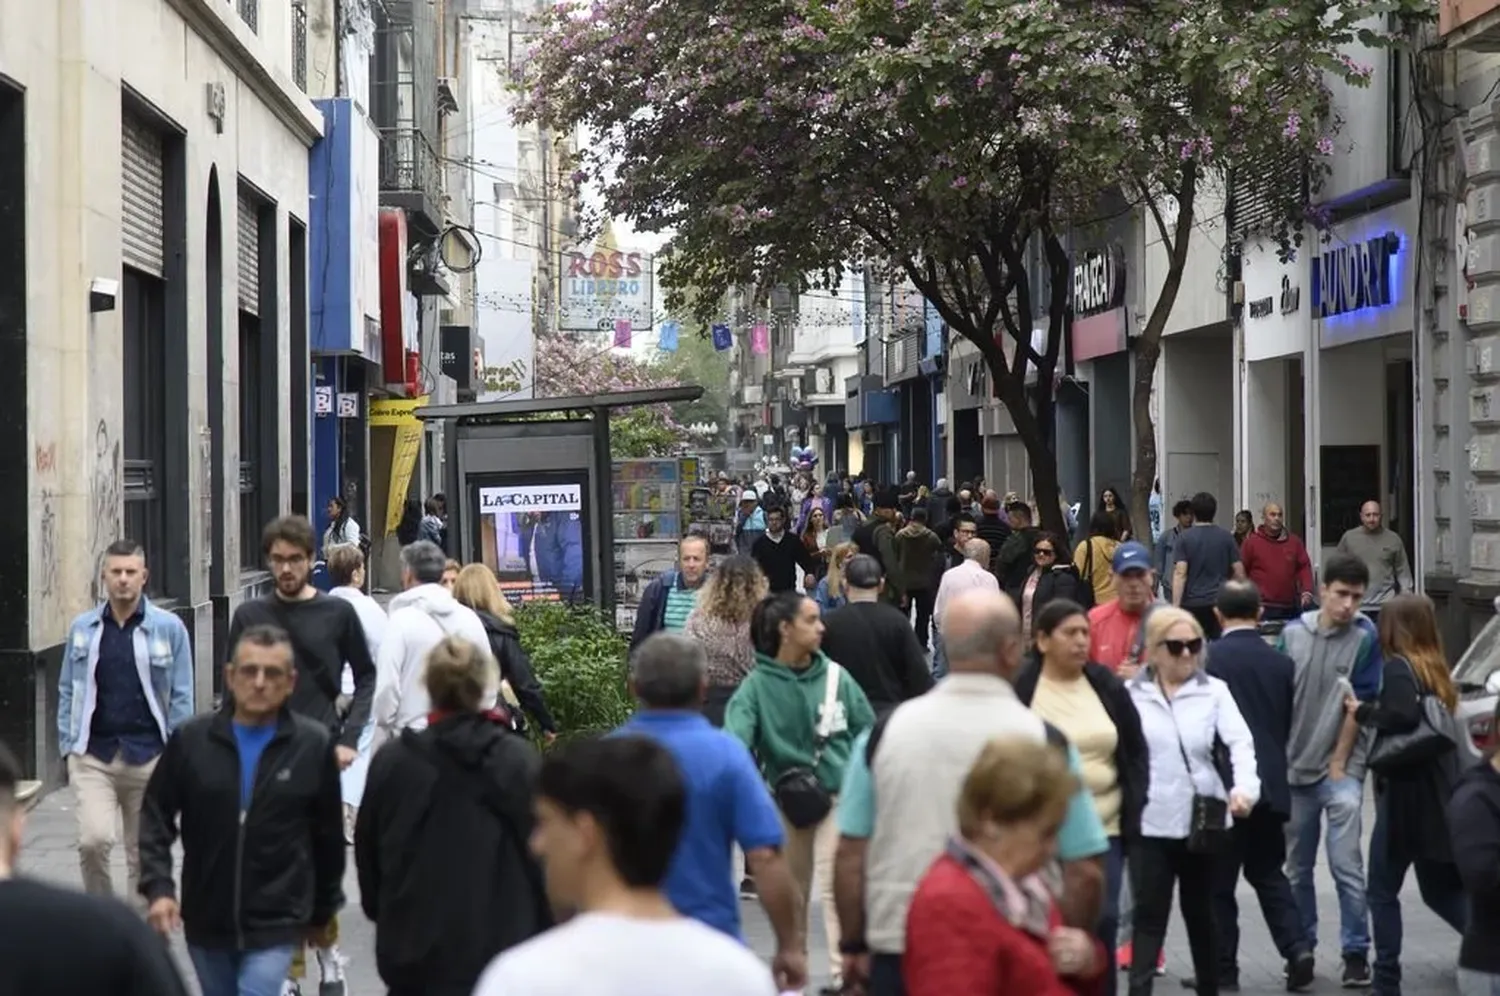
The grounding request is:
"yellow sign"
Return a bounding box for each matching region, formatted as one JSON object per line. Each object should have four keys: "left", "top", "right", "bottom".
{"left": 384, "top": 423, "right": 425, "bottom": 536}
{"left": 370, "top": 395, "right": 429, "bottom": 428}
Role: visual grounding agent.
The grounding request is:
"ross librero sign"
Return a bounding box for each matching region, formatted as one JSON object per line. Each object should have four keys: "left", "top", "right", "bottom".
{"left": 558, "top": 247, "right": 655, "bottom": 333}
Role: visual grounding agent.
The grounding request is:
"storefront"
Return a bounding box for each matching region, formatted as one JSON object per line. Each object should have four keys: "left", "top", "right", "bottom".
{"left": 1309, "top": 199, "right": 1417, "bottom": 565}
{"left": 1070, "top": 242, "right": 1133, "bottom": 507}
{"left": 1238, "top": 234, "right": 1312, "bottom": 540}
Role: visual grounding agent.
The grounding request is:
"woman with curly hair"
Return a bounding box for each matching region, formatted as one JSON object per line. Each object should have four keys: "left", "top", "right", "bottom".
{"left": 683, "top": 555, "right": 769, "bottom": 727}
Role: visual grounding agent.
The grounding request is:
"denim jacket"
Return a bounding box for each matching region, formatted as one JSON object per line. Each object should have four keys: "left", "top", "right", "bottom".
{"left": 57, "top": 598, "right": 195, "bottom": 757}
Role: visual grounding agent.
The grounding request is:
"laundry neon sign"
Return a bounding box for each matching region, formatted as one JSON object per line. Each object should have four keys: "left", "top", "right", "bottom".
{"left": 1310, "top": 232, "right": 1401, "bottom": 320}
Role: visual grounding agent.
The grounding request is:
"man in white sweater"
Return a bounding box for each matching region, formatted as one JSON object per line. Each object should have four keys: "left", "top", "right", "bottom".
{"left": 372, "top": 541, "right": 494, "bottom": 746}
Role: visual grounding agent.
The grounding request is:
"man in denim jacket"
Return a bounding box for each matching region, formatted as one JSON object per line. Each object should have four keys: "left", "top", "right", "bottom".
{"left": 57, "top": 539, "right": 194, "bottom": 901}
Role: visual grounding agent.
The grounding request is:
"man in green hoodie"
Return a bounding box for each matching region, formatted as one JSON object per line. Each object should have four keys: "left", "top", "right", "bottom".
{"left": 725, "top": 591, "right": 876, "bottom": 995}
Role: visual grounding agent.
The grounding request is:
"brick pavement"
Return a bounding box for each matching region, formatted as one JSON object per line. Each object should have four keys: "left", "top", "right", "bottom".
{"left": 20, "top": 789, "right": 1463, "bottom": 995}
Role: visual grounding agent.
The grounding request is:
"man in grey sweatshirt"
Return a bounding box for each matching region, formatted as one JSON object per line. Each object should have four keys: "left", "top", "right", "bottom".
{"left": 1276, "top": 552, "right": 1384, "bottom": 988}
{"left": 1335, "top": 501, "right": 1413, "bottom": 622}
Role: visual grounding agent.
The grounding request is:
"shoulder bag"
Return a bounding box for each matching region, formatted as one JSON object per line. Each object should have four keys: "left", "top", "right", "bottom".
{"left": 1367, "top": 658, "right": 1459, "bottom": 774}
{"left": 1162, "top": 683, "right": 1230, "bottom": 855}
{"left": 772, "top": 662, "right": 844, "bottom": 829}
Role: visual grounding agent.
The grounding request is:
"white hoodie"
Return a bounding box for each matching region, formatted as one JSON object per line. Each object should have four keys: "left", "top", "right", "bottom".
{"left": 372, "top": 582, "right": 495, "bottom": 746}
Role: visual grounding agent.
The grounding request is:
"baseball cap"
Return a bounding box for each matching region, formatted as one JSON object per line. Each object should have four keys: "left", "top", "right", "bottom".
{"left": 1112, "top": 541, "right": 1152, "bottom": 575}
{"left": 844, "top": 554, "right": 884, "bottom": 589}
{"left": 739, "top": 488, "right": 759, "bottom": 502}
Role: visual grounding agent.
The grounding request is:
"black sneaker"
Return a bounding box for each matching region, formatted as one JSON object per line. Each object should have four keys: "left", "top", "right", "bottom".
{"left": 1180, "top": 976, "right": 1239, "bottom": 992}
{"left": 1341, "top": 953, "right": 1373, "bottom": 988}
{"left": 1286, "top": 951, "right": 1316, "bottom": 992}
{"left": 738, "top": 876, "right": 757, "bottom": 899}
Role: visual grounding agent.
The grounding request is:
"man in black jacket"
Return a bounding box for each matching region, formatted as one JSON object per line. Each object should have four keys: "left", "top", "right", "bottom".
{"left": 821, "top": 556, "right": 933, "bottom": 713}
{"left": 1198, "top": 580, "right": 1314, "bottom": 993}
{"left": 139, "top": 624, "right": 346, "bottom": 996}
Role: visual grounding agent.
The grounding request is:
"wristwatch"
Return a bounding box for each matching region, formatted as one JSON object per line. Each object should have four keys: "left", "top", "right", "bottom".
{"left": 838, "top": 939, "right": 869, "bottom": 956}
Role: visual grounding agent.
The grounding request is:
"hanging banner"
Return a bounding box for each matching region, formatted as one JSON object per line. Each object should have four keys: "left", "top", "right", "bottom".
{"left": 751, "top": 323, "right": 770, "bottom": 355}
{"left": 711, "top": 323, "right": 733, "bottom": 351}
{"left": 613, "top": 318, "right": 633, "bottom": 348}
{"left": 658, "top": 319, "right": 680, "bottom": 352}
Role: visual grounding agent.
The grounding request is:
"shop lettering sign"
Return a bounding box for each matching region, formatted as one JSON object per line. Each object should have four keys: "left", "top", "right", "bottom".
{"left": 1248, "top": 297, "right": 1274, "bottom": 318}
{"left": 1280, "top": 275, "right": 1301, "bottom": 315}
{"left": 1311, "top": 232, "right": 1400, "bottom": 320}
{"left": 1071, "top": 246, "right": 1125, "bottom": 318}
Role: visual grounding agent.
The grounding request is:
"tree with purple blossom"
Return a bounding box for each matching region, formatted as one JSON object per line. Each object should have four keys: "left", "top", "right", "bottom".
{"left": 517, "top": 0, "right": 1429, "bottom": 540}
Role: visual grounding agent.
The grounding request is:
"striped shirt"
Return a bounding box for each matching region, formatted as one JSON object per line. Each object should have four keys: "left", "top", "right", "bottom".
{"left": 663, "top": 585, "right": 700, "bottom": 633}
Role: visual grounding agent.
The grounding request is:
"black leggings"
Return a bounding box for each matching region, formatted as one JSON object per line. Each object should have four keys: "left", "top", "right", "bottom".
{"left": 702, "top": 684, "right": 737, "bottom": 727}
{"left": 1129, "top": 837, "right": 1219, "bottom": 996}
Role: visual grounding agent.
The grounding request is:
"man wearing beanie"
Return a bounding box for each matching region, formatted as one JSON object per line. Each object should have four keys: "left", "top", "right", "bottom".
{"left": 820, "top": 556, "right": 933, "bottom": 714}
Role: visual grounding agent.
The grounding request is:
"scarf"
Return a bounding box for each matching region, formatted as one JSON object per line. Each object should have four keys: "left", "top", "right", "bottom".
{"left": 943, "top": 836, "right": 1055, "bottom": 939}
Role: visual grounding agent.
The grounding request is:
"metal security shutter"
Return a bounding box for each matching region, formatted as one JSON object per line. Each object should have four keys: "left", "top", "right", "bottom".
{"left": 121, "top": 112, "right": 165, "bottom": 276}
{"left": 237, "top": 187, "right": 259, "bottom": 315}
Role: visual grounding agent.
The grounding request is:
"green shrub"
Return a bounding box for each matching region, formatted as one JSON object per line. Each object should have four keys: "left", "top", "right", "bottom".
{"left": 513, "top": 601, "right": 633, "bottom": 745}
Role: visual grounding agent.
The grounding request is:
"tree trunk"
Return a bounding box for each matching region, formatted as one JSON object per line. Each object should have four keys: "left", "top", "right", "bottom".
{"left": 993, "top": 372, "right": 1068, "bottom": 540}
{"left": 1130, "top": 172, "right": 1198, "bottom": 556}
{"left": 1129, "top": 332, "right": 1161, "bottom": 554}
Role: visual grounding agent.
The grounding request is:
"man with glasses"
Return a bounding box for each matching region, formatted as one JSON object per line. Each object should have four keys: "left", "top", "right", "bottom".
{"left": 226, "top": 515, "right": 374, "bottom": 996}
{"left": 139, "top": 625, "right": 346, "bottom": 996}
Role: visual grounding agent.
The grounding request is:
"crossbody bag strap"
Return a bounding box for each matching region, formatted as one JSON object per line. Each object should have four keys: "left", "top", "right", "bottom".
{"left": 811, "top": 662, "right": 842, "bottom": 767}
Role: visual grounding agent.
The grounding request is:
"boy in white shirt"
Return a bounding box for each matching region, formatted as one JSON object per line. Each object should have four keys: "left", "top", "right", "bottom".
{"left": 473, "top": 735, "right": 781, "bottom": 996}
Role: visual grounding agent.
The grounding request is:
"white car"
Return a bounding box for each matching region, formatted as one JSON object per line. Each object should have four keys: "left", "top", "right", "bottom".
{"left": 1451, "top": 599, "right": 1500, "bottom": 750}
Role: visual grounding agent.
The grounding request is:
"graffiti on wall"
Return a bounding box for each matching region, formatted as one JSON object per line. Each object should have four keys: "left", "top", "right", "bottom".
{"left": 38, "top": 489, "right": 58, "bottom": 602}
{"left": 89, "top": 419, "right": 121, "bottom": 601}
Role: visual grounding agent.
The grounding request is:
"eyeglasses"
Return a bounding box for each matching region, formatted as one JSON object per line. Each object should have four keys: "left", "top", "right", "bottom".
{"left": 1159, "top": 638, "right": 1204, "bottom": 657}
{"left": 1033, "top": 547, "right": 1055, "bottom": 557}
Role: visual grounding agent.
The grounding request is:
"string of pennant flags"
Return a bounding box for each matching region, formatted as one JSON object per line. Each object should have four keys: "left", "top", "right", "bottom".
{"left": 606, "top": 318, "right": 771, "bottom": 356}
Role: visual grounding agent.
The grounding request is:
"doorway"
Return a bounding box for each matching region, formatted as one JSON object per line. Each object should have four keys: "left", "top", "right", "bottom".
{"left": 1387, "top": 358, "right": 1415, "bottom": 561}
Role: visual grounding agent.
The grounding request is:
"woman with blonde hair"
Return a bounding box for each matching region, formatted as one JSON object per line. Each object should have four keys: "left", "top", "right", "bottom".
{"left": 904, "top": 737, "right": 1107, "bottom": 994}
{"left": 356, "top": 636, "right": 550, "bottom": 996}
{"left": 682, "top": 554, "right": 768, "bottom": 727}
{"left": 1350, "top": 593, "right": 1468, "bottom": 992}
{"left": 813, "top": 541, "right": 859, "bottom": 613}
{"left": 1126, "top": 607, "right": 1258, "bottom": 996}
{"left": 452, "top": 564, "right": 558, "bottom": 742}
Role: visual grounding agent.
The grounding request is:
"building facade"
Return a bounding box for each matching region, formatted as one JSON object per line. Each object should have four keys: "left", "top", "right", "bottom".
{"left": 0, "top": 0, "right": 322, "bottom": 780}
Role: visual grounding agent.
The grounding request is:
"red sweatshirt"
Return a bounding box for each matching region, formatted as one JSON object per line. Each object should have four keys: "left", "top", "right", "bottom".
{"left": 1239, "top": 526, "right": 1313, "bottom": 608}
{"left": 904, "top": 855, "right": 1104, "bottom": 996}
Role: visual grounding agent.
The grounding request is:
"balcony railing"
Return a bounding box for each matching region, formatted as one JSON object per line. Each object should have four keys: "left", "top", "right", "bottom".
{"left": 292, "top": 0, "right": 307, "bottom": 91}
{"left": 237, "top": 0, "right": 258, "bottom": 33}
{"left": 378, "top": 125, "right": 444, "bottom": 229}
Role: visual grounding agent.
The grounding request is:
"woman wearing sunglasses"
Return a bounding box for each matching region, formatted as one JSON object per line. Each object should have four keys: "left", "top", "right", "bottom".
{"left": 1125, "top": 607, "right": 1259, "bottom": 996}
{"left": 1008, "top": 531, "right": 1089, "bottom": 637}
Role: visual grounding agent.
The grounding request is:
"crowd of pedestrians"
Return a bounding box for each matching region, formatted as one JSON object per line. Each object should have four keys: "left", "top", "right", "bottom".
{"left": 0, "top": 477, "right": 1495, "bottom": 996}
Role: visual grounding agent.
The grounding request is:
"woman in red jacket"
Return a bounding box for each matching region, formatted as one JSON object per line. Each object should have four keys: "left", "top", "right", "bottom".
{"left": 905, "top": 736, "right": 1107, "bottom": 996}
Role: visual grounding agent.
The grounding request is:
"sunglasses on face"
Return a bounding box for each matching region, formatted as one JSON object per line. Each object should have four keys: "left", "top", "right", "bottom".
{"left": 1159, "top": 638, "right": 1204, "bottom": 657}
{"left": 1033, "top": 547, "right": 1055, "bottom": 556}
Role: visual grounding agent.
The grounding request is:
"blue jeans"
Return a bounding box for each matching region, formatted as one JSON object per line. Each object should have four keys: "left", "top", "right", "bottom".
{"left": 189, "top": 945, "right": 297, "bottom": 996}
{"left": 1286, "top": 776, "right": 1370, "bottom": 956}
{"left": 931, "top": 633, "right": 948, "bottom": 680}
{"left": 1368, "top": 790, "right": 1467, "bottom": 994}
{"left": 1097, "top": 838, "right": 1124, "bottom": 996}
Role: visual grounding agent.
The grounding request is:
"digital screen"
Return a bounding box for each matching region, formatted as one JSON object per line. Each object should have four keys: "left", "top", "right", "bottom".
{"left": 471, "top": 477, "right": 589, "bottom": 604}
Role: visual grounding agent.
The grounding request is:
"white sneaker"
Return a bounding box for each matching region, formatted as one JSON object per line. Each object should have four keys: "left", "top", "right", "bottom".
{"left": 280, "top": 982, "right": 303, "bottom": 996}
{"left": 316, "top": 946, "right": 348, "bottom": 996}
